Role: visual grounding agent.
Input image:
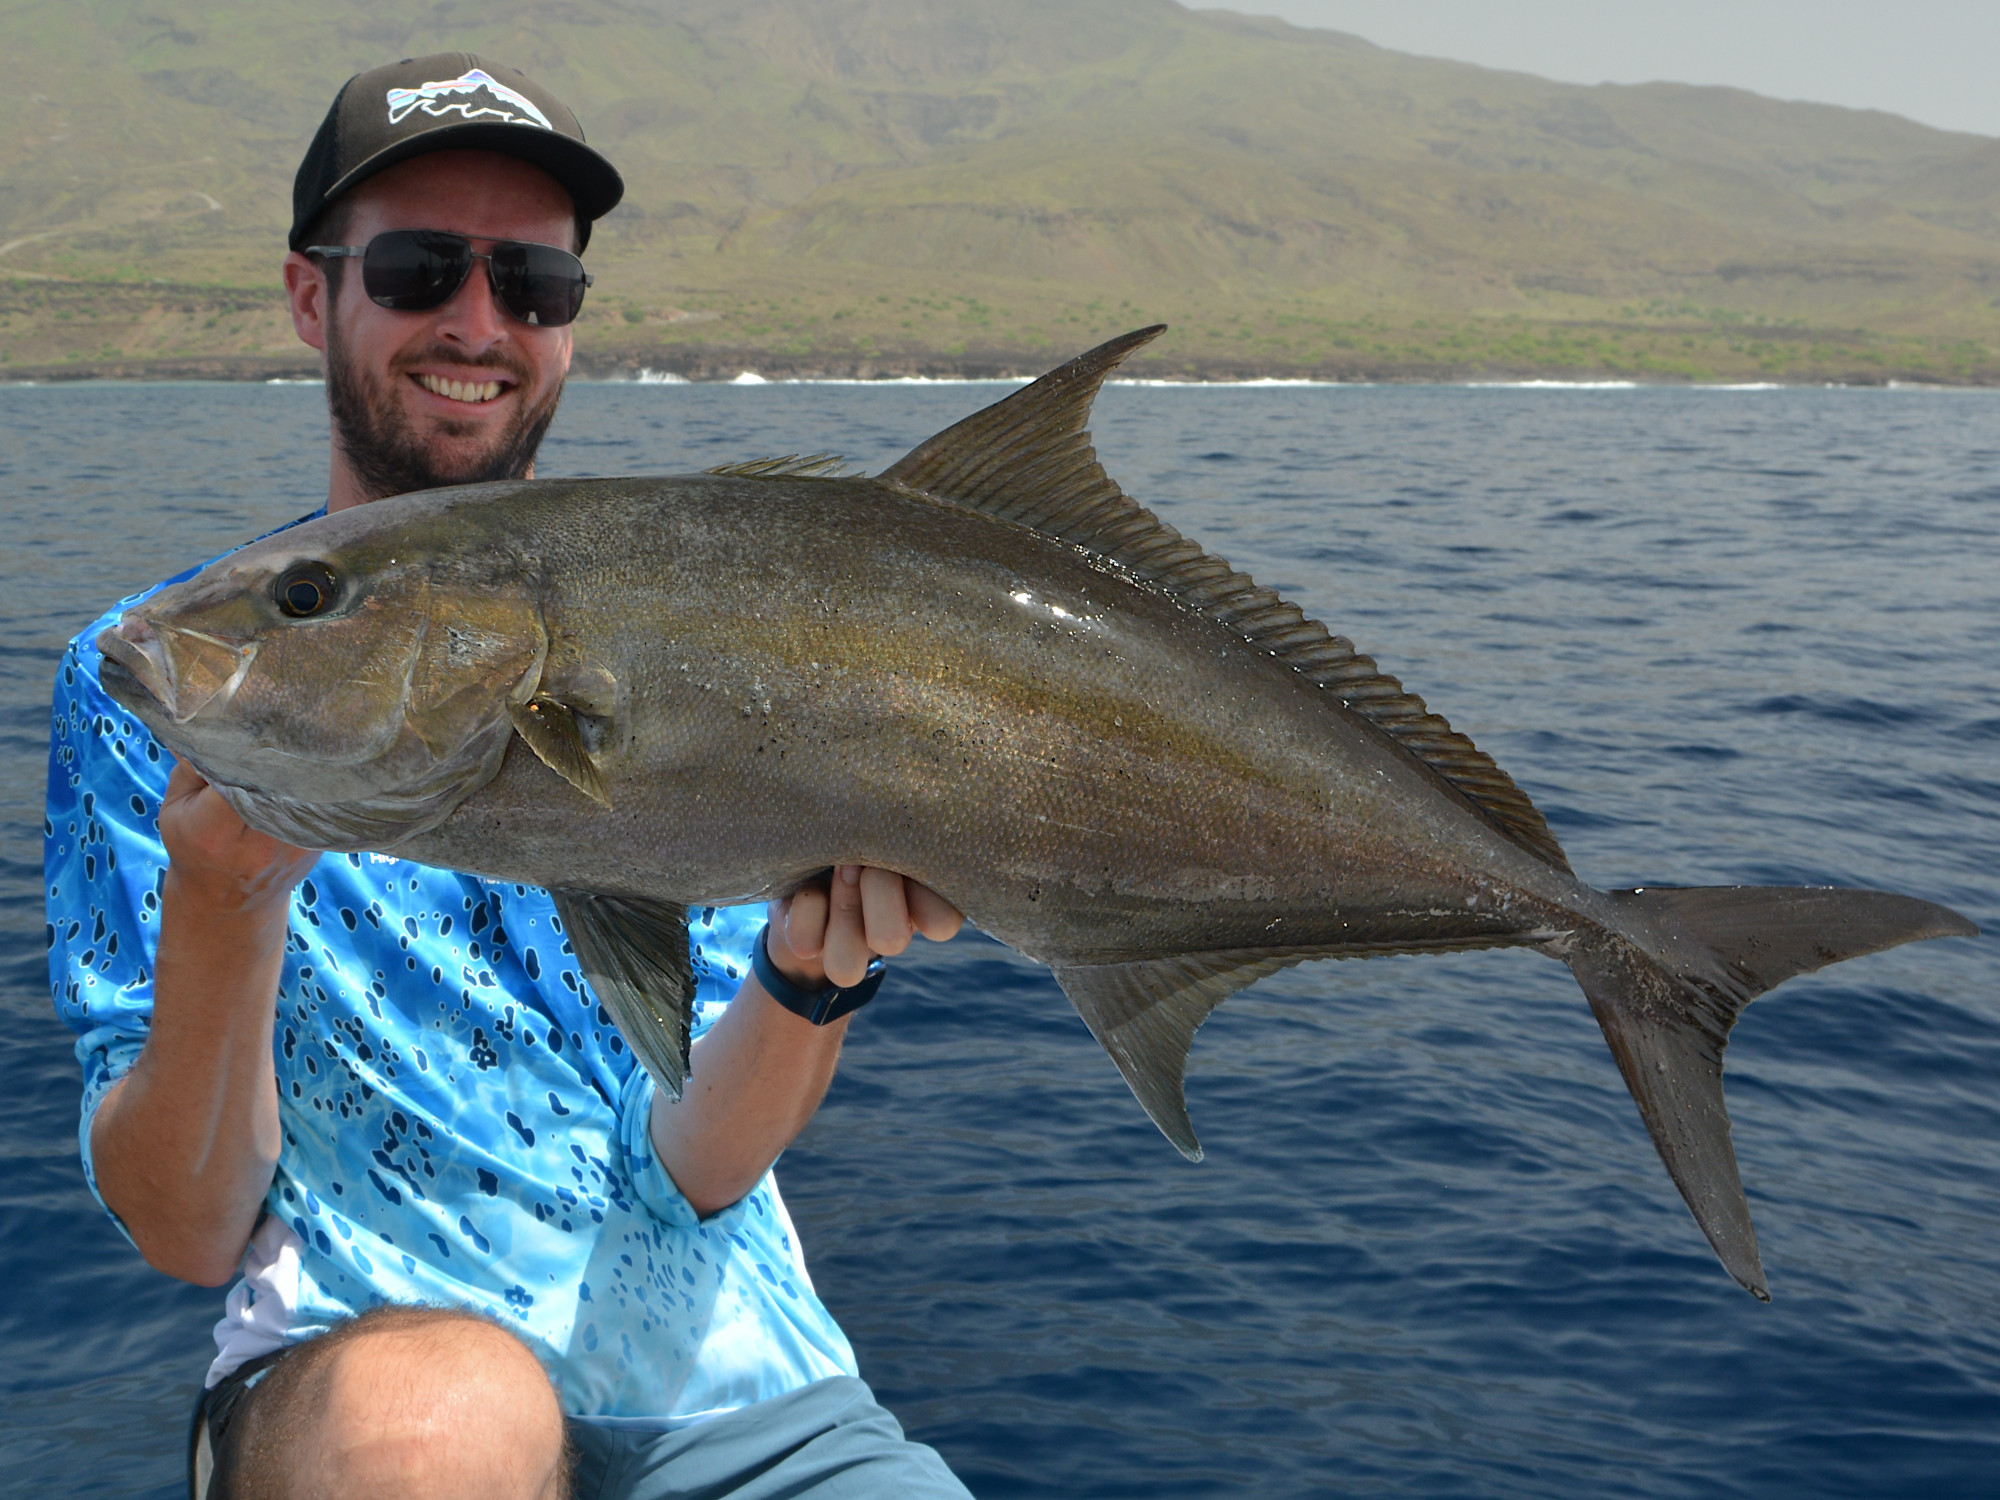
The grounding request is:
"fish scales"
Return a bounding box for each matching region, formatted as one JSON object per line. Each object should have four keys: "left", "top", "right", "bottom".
{"left": 397, "top": 470, "right": 1559, "bottom": 965}
{"left": 98, "top": 327, "right": 1977, "bottom": 1301}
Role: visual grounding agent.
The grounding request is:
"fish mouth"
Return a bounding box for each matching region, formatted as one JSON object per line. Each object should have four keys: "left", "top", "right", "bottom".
{"left": 97, "top": 619, "right": 175, "bottom": 716}
{"left": 96, "top": 614, "right": 255, "bottom": 724}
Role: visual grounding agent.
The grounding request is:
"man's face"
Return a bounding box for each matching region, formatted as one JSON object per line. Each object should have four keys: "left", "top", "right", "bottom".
{"left": 302, "top": 150, "right": 579, "bottom": 505}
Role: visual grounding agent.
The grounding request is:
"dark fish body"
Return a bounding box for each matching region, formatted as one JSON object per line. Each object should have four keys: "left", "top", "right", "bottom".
{"left": 398, "top": 471, "right": 1578, "bottom": 958}
{"left": 99, "top": 329, "right": 1976, "bottom": 1301}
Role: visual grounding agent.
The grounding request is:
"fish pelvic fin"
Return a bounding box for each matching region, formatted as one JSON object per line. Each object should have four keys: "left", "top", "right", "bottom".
{"left": 1572, "top": 886, "right": 1977, "bottom": 1302}
{"left": 880, "top": 326, "right": 1570, "bottom": 873}
{"left": 551, "top": 890, "right": 695, "bottom": 1098}
{"left": 1054, "top": 950, "right": 1313, "bottom": 1160}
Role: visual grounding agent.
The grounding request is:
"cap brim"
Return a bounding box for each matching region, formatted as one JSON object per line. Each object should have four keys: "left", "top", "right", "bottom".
{"left": 290, "top": 123, "right": 624, "bottom": 250}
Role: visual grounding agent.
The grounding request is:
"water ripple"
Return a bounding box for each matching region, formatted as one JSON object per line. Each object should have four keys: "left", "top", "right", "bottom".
{"left": 1, "top": 380, "right": 1995, "bottom": 1497}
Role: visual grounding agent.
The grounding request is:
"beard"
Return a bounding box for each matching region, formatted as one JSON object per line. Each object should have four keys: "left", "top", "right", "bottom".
{"left": 324, "top": 321, "right": 564, "bottom": 501}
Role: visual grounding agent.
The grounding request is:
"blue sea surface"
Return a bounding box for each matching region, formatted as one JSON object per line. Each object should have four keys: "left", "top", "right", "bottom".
{"left": 1, "top": 375, "right": 1995, "bottom": 1497}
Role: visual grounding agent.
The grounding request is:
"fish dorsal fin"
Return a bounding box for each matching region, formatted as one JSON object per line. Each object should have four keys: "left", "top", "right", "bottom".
{"left": 880, "top": 327, "right": 1572, "bottom": 872}
{"left": 705, "top": 453, "right": 849, "bottom": 479}
{"left": 552, "top": 890, "right": 695, "bottom": 1099}
{"left": 880, "top": 325, "right": 1165, "bottom": 524}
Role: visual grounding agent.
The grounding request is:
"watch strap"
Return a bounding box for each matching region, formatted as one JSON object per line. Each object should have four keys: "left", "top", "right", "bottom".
{"left": 751, "top": 923, "right": 885, "bottom": 1025}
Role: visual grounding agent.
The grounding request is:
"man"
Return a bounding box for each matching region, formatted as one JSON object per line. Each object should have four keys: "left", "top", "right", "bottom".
{"left": 46, "top": 54, "right": 971, "bottom": 1499}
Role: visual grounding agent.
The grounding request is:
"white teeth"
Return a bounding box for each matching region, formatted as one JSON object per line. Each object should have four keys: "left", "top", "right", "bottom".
{"left": 418, "top": 373, "right": 504, "bottom": 404}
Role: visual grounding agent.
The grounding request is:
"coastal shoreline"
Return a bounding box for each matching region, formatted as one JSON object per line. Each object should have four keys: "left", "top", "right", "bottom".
{"left": 3, "top": 349, "right": 1992, "bottom": 388}
{"left": 7, "top": 279, "right": 1994, "bottom": 388}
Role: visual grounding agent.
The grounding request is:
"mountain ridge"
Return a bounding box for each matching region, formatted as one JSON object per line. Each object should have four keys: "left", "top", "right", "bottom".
{"left": 4, "top": 0, "right": 1997, "bottom": 382}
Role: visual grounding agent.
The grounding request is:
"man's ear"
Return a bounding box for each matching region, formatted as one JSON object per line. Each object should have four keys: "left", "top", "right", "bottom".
{"left": 282, "top": 251, "right": 332, "bottom": 356}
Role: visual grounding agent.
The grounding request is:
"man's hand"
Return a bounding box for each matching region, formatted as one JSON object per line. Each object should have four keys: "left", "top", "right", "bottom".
{"left": 652, "top": 869, "right": 962, "bottom": 1217}
{"left": 159, "top": 760, "right": 321, "bottom": 911}
{"left": 91, "top": 761, "right": 318, "bottom": 1285}
{"left": 769, "top": 865, "right": 964, "bottom": 989}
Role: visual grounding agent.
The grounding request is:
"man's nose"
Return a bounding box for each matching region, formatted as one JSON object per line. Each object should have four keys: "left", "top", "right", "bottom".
{"left": 433, "top": 259, "right": 510, "bottom": 351}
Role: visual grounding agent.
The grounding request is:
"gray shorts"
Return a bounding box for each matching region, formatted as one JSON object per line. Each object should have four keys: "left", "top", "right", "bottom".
{"left": 569, "top": 1378, "right": 973, "bottom": 1499}
{"left": 192, "top": 1359, "right": 970, "bottom": 1499}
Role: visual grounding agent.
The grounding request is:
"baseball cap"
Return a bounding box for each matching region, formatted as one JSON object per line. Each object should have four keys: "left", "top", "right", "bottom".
{"left": 291, "top": 53, "right": 625, "bottom": 252}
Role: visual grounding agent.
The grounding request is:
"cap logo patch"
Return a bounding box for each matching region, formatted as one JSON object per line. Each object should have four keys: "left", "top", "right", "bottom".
{"left": 385, "top": 68, "right": 554, "bottom": 131}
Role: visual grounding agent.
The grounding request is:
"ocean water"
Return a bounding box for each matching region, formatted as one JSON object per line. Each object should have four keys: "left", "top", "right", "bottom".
{"left": 1, "top": 375, "right": 1995, "bottom": 1498}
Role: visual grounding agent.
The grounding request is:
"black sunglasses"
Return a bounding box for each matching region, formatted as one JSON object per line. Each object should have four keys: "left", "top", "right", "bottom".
{"left": 306, "top": 229, "right": 593, "bottom": 327}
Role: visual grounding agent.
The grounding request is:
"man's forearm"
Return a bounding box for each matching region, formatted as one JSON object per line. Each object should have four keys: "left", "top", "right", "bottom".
{"left": 650, "top": 978, "right": 848, "bottom": 1218}
{"left": 91, "top": 866, "right": 290, "bottom": 1285}
{"left": 649, "top": 869, "right": 960, "bottom": 1218}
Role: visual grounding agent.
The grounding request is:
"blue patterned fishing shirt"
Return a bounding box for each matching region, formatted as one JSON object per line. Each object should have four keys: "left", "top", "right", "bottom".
{"left": 44, "top": 532, "right": 859, "bottom": 1422}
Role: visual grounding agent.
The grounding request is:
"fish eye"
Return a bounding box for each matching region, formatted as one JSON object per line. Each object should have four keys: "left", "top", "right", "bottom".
{"left": 274, "top": 561, "right": 342, "bottom": 619}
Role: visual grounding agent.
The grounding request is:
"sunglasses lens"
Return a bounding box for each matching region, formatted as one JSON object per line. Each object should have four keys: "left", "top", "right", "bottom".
{"left": 355, "top": 232, "right": 588, "bottom": 327}
{"left": 488, "top": 243, "right": 589, "bottom": 327}
{"left": 361, "top": 230, "right": 473, "bottom": 311}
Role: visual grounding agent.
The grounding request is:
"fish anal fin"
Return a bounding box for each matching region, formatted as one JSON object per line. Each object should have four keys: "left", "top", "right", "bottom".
{"left": 509, "top": 695, "right": 611, "bottom": 808}
{"left": 1053, "top": 949, "right": 1310, "bottom": 1161}
{"left": 552, "top": 890, "right": 694, "bottom": 1098}
{"left": 1055, "top": 931, "right": 1543, "bottom": 1157}
{"left": 880, "top": 327, "right": 1570, "bottom": 873}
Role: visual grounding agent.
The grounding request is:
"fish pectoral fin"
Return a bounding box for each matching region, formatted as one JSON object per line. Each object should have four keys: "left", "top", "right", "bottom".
{"left": 551, "top": 890, "right": 694, "bottom": 1098}
{"left": 1053, "top": 950, "right": 1311, "bottom": 1161}
{"left": 509, "top": 695, "right": 611, "bottom": 808}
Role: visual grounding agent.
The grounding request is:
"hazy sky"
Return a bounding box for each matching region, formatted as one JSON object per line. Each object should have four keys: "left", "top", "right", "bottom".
{"left": 1203, "top": 1, "right": 2000, "bottom": 138}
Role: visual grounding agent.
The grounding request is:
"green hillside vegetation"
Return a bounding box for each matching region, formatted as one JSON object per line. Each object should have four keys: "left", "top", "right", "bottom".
{"left": 5, "top": 0, "right": 2000, "bottom": 382}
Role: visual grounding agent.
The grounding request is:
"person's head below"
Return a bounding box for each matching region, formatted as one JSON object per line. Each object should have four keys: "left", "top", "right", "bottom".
{"left": 280, "top": 55, "right": 623, "bottom": 512}
{"left": 219, "top": 1304, "right": 571, "bottom": 1499}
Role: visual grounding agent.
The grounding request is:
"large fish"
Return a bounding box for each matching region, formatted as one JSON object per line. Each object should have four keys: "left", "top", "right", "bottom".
{"left": 98, "top": 327, "right": 1974, "bottom": 1299}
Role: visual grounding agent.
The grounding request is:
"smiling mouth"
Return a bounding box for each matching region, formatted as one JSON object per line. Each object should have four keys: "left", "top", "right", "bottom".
{"left": 415, "top": 372, "right": 507, "bottom": 404}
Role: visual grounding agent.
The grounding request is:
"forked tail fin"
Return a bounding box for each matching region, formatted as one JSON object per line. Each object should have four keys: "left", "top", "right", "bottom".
{"left": 1570, "top": 886, "right": 1976, "bottom": 1300}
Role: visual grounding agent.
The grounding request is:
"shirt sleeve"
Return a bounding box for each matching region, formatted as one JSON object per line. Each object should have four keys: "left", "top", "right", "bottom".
{"left": 45, "top": 627, "right": 177, "bottom": 1227}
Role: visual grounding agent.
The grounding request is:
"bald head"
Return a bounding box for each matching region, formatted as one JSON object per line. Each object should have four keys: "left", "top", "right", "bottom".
{"left": 226, "top": 1306, "right": 570, "bottom": 1499}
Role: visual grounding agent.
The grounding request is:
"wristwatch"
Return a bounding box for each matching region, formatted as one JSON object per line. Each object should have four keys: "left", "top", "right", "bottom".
{"left": 751, "top": 923, "right": 886, "bottom": 1025}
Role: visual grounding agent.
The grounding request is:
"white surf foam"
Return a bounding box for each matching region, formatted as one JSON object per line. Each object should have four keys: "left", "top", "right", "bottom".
{"left": 1464, "top": 379, "right": 1641, "bottom": 390}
